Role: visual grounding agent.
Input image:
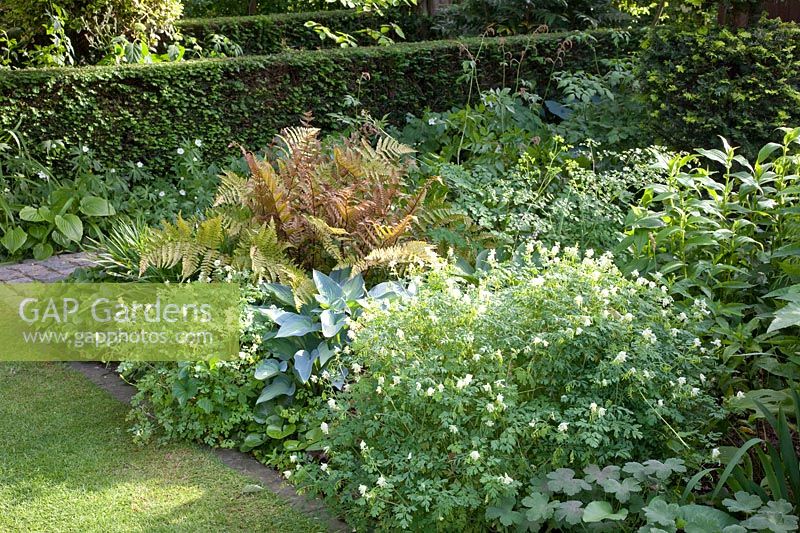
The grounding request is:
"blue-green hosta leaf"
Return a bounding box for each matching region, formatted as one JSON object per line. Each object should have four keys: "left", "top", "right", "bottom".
{"left": 320, "top": 309, "right": 345, "bottom": 338}
{"left": 256, "top": 374, "right": 296, "bottom": 404}
{"left": 644, "top": 498, "right": 680, "bottom": 527}
{"left": 261, "top": 283, "right": 295, "bottom": 308}
{"left": 293, "top": 349, "right": 315, "bottom": 383}
{"left": 600, "top": 476, "right": 641, "bottom": 503}
{"left": 316, "top": 340, "right": 335, "bottom": 367}
{"left": 583, "top": 464, "right": 620, "bottom": 484}
{"left": 582, "top": 501, "right": 628, "bottom": 523}
{"left": 254, "top": 359, "right": 282, "bottom": 381}
{"left": 547, "top": 468, "right": 591, "bottom": 496}
{"left": 54, "top": 213, "right": 83, "bottom": 242}
{"left": 521, "top": 492, "right": 556, "bottom": 522}
{"left": 680, "top": 504, "right": 737, "bottom": 533}
{"left": 722, "top": 526, "right": 747, "bottom": 533}
{"left": 554, "top": 501, "right": 584, "bottom": 525}
{"left": 275, "top": 313, "right": 318, "bottom": 338}
{"left": 341, "top": 273, "right": 365, "bottom": 301}
{"left": 313, "top": 270, "right": 344, "bottom": 307}
{"left": 722, "top": 492, "right": 764, "bottom": 514}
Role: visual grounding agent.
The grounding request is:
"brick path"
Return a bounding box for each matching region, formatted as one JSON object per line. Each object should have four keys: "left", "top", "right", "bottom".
{"left": 0, "top": 253, "right": 95, "bottom": 283}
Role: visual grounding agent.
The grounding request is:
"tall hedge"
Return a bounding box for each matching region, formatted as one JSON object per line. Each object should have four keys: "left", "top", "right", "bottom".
{"left": 177, "top": 9, "right": 432, "bottom": 54}
{"left": 639, "top": 19, "right": 800, "bottom": 155}
{"left": 0, "top": 30, "right": 641, "bottom": 170}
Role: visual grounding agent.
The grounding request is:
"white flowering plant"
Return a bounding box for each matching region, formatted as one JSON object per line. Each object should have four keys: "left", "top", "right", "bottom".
{"left": 293, "top": 244, "right": 725, "bottom": 531}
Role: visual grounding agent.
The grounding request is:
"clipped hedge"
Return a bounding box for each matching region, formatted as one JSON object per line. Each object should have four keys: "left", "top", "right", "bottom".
{"left": 0, "top": 30, "right": 641, "bottom": 170}
{"left": 639, "top": 19, "right": 800, "bottom": 155}
{"left": 177, "top": 9, "right": 432, "bottom": 54}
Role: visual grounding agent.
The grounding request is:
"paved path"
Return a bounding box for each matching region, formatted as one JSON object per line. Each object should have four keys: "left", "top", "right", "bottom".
{"left": 0, "top": 253, "right": 95, "bottom": 282}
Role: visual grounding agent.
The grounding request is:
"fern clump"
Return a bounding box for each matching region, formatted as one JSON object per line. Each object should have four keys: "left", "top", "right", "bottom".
{"left": 138, "top": 125, "right": 443, "bottom": 283}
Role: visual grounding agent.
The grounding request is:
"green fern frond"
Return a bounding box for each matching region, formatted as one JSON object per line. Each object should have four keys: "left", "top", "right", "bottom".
{"left": 348, "top": 241, "right": 440, "bottom": 274}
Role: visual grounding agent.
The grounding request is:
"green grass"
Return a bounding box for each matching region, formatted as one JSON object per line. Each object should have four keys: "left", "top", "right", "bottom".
{"left": 0, "top": 362, "right": 325, "bottom": 533}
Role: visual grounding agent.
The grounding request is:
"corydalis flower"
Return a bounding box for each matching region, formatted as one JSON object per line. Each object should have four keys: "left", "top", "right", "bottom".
{"left": 613, "top": 351, "right": 628, "bottom": 364}
{"left": 557, "top": 422, "right": 569, "bottom": 432}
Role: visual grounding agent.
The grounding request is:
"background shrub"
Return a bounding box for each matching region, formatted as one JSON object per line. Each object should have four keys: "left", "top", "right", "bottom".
{"left": 303, "top": 248, "right": 723, "bottom": 531}
{"left": 0, "top": 29, "right": 641, "bottom": 173}
{"left": 638, "top": 19, "right": 800, "bottom": 157}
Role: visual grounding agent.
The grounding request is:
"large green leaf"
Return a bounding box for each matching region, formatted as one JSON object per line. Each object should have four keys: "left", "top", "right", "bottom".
{"left": 54, "top": 214, "right": 83, "bottom": 243}
{"left": 275, "top": 313, "right": 317, "bottom": 338}
{"left": 19, "top": 206, "right": 44, "bottom": 222}
{"left": 79, "top": 196, "right": 116, "bottom": 217}
{"left": 767, "top": 303, "right": 800, "bottom": 333}
{"left": 582, "top": 501, "right": 627, "bottom": 523}
{"left": 1, "top": 227, "right": 27, "bottom": 254}
{"left": 256, "top": 374, "right": 296, "bottom": 404}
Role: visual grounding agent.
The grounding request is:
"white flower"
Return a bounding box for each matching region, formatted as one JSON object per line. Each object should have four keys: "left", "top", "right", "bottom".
{"left": 641, "top": 328, "right": 657, "bottom": 343}
{"left": 456, "top": 374, "right": 473, "bottom": 389}
{"left": 351, "top": 363, "right": 362, "bottom": 374}
{"left": 426, "top": 387, "right": 435, "bottom": 397}
{"left": 195, "top": 139, "right": 202, "bottom": 147}
{"left": 693, "top": 338, "right": 702, "bottom": 348}
{"left": 449, "top": 424, "right": 459, "bottom": 434}
{"left": 179, "top": 189, "right": 186, "bottom": 196}
{"left": 427, "top": 117, "right": 437, "bottom": 126}
{"left": 360, "top": 440, "right": 368, "bottom": 451}
{"left": 597, "top": 407, "right": 607, "bottom": 417}
{"left": 375, "top": 386, "right": 382, "bottom": 394}
{"left": 36, "top": 171, "right": 48, "bottom": 180}
{"left": 622, "top": 313, "right": 634, "bottom": 322}
{"left": 320, "top": 422, "right": 329, "bottom": 434}
{"left": 283, "top": 470, "right": 292, "bottom": 479}
{"left": 631, "top": 269, "right": 639, "bottom": 277}
{"left": 470, "top": 450, "right": 480, "bottom": 461}
{"left": 736, "top": 391, "right": 746, "bottom": 399}
{"left": 82, "top": 145, "right": 89, "bottom": 153}
{"left": 700, "top": 374, "right": 707, "bottom": 384}
{"left": 499, "top": 473, "right": 514, "bottom": 485}
{"left": 557, "top": 422, "right": 569, "bottom": 433}
{"left": 590, "top": 402, "right": 598, "bottom": 413}
{"left": 416, "top": 382, "right": 422, "bottom": 391}
{"left": 136, "top": 161, "right": 143, "bottom": 168}
{"left": 712, "top": 339, "right": 722, "bottom": 348}
{"left": 486, "top": 403, "right": 495, "bottom": 413}
{"left": 711, "top": 448, "right": 720, "bottom": 460}
{"left": 691, "top": 387, "right": 700, "bottom": 397}
{"left": 678, "top": 312, "right": 688, "bottom": 321}
{"left": 376, "top": 475, "right": 387, "bottom": 488}
{"left": 358, "top": 484, "right": 368, "bottom": 496}
{"left": 574, "top": 295, "right": 584, "bottom": 306}
{"left": 177, "top": 147, "right": 185, "bottom": 155}
{"left": 614, "top": 351, "right": 628, "bottom": 364}
{"left": 289, "top": 454, "right": 297, "bottom": 463}
{"left": 158, "top": 191, "right": 165, "bottom": 198}
{"left": 320, "top": 463, "right": 329, "bottom": 472}
{"left": 658, "top": 399, "right": 664, "bottom": 407}
{"left": 396, "top": 328, "right": 405, "bottom": 340}
{"left": 677, "top": 376, "right": 687, "bottom": 386}
{"left": 327, "top": 398, "right": 337, "bottom": 410}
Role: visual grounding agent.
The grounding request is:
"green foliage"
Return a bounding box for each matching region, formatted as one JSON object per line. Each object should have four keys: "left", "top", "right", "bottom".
{"left": 176, "top": 9, "right": 429, "bottom": 55}
{"left": 0, "top": 0, "right": 183, "bottom": 65}
{"left": 475, "top": 458, "right": 798, "bottom": 531}
{"left": 1, "top": 132, "right": 220, "bottom": 261}
{"left": 433, "top": 0, "right": 616, "bottom": 36}
{"left": 0, "top": 30, "right": 641, "bottom": 173}
{"left": 182, "top": 0, "right": 337, "bottom": 17}
{"left": 638, "top": 19, "right": 800, "bottom": 157}
{"left": 621, "top": 129, "right": 800, "bottom": 396}
{"left": 436, "top": 144, "right": 666, "bottom": 251}
{"left": 298, "top": 246, "right": 724, "bottom": 530}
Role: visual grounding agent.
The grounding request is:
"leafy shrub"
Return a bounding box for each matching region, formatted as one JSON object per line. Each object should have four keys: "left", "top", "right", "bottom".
{"left": 638, "top": 19, "right": 800, "bottom": 157}
{"left": 299, "top": 245, "right": 723, "bottom": 530}
{"left": 0, "top": 0, "right": 183, "bottom": 64}
{"left": 182, "top": 0, "right": 335, "bottom": 17}
{"left": 0, "top": 129, "right": 220, "bottom": 261}
{"left": 433, "top": 0, "right": 614, "bottom": 36}
{"left": 0, "top": 30, "right": 642, "bottom": 172}
{"left": 621, "top": 129, "right": 800, "bottom": 398}
{"left": 437, "top": 143, "right": 666, "bottom": 250}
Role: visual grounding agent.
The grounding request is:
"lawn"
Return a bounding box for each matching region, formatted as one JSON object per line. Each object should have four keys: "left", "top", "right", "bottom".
{"left": 0, "top": 362, "right": 325, "bottom": 533}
